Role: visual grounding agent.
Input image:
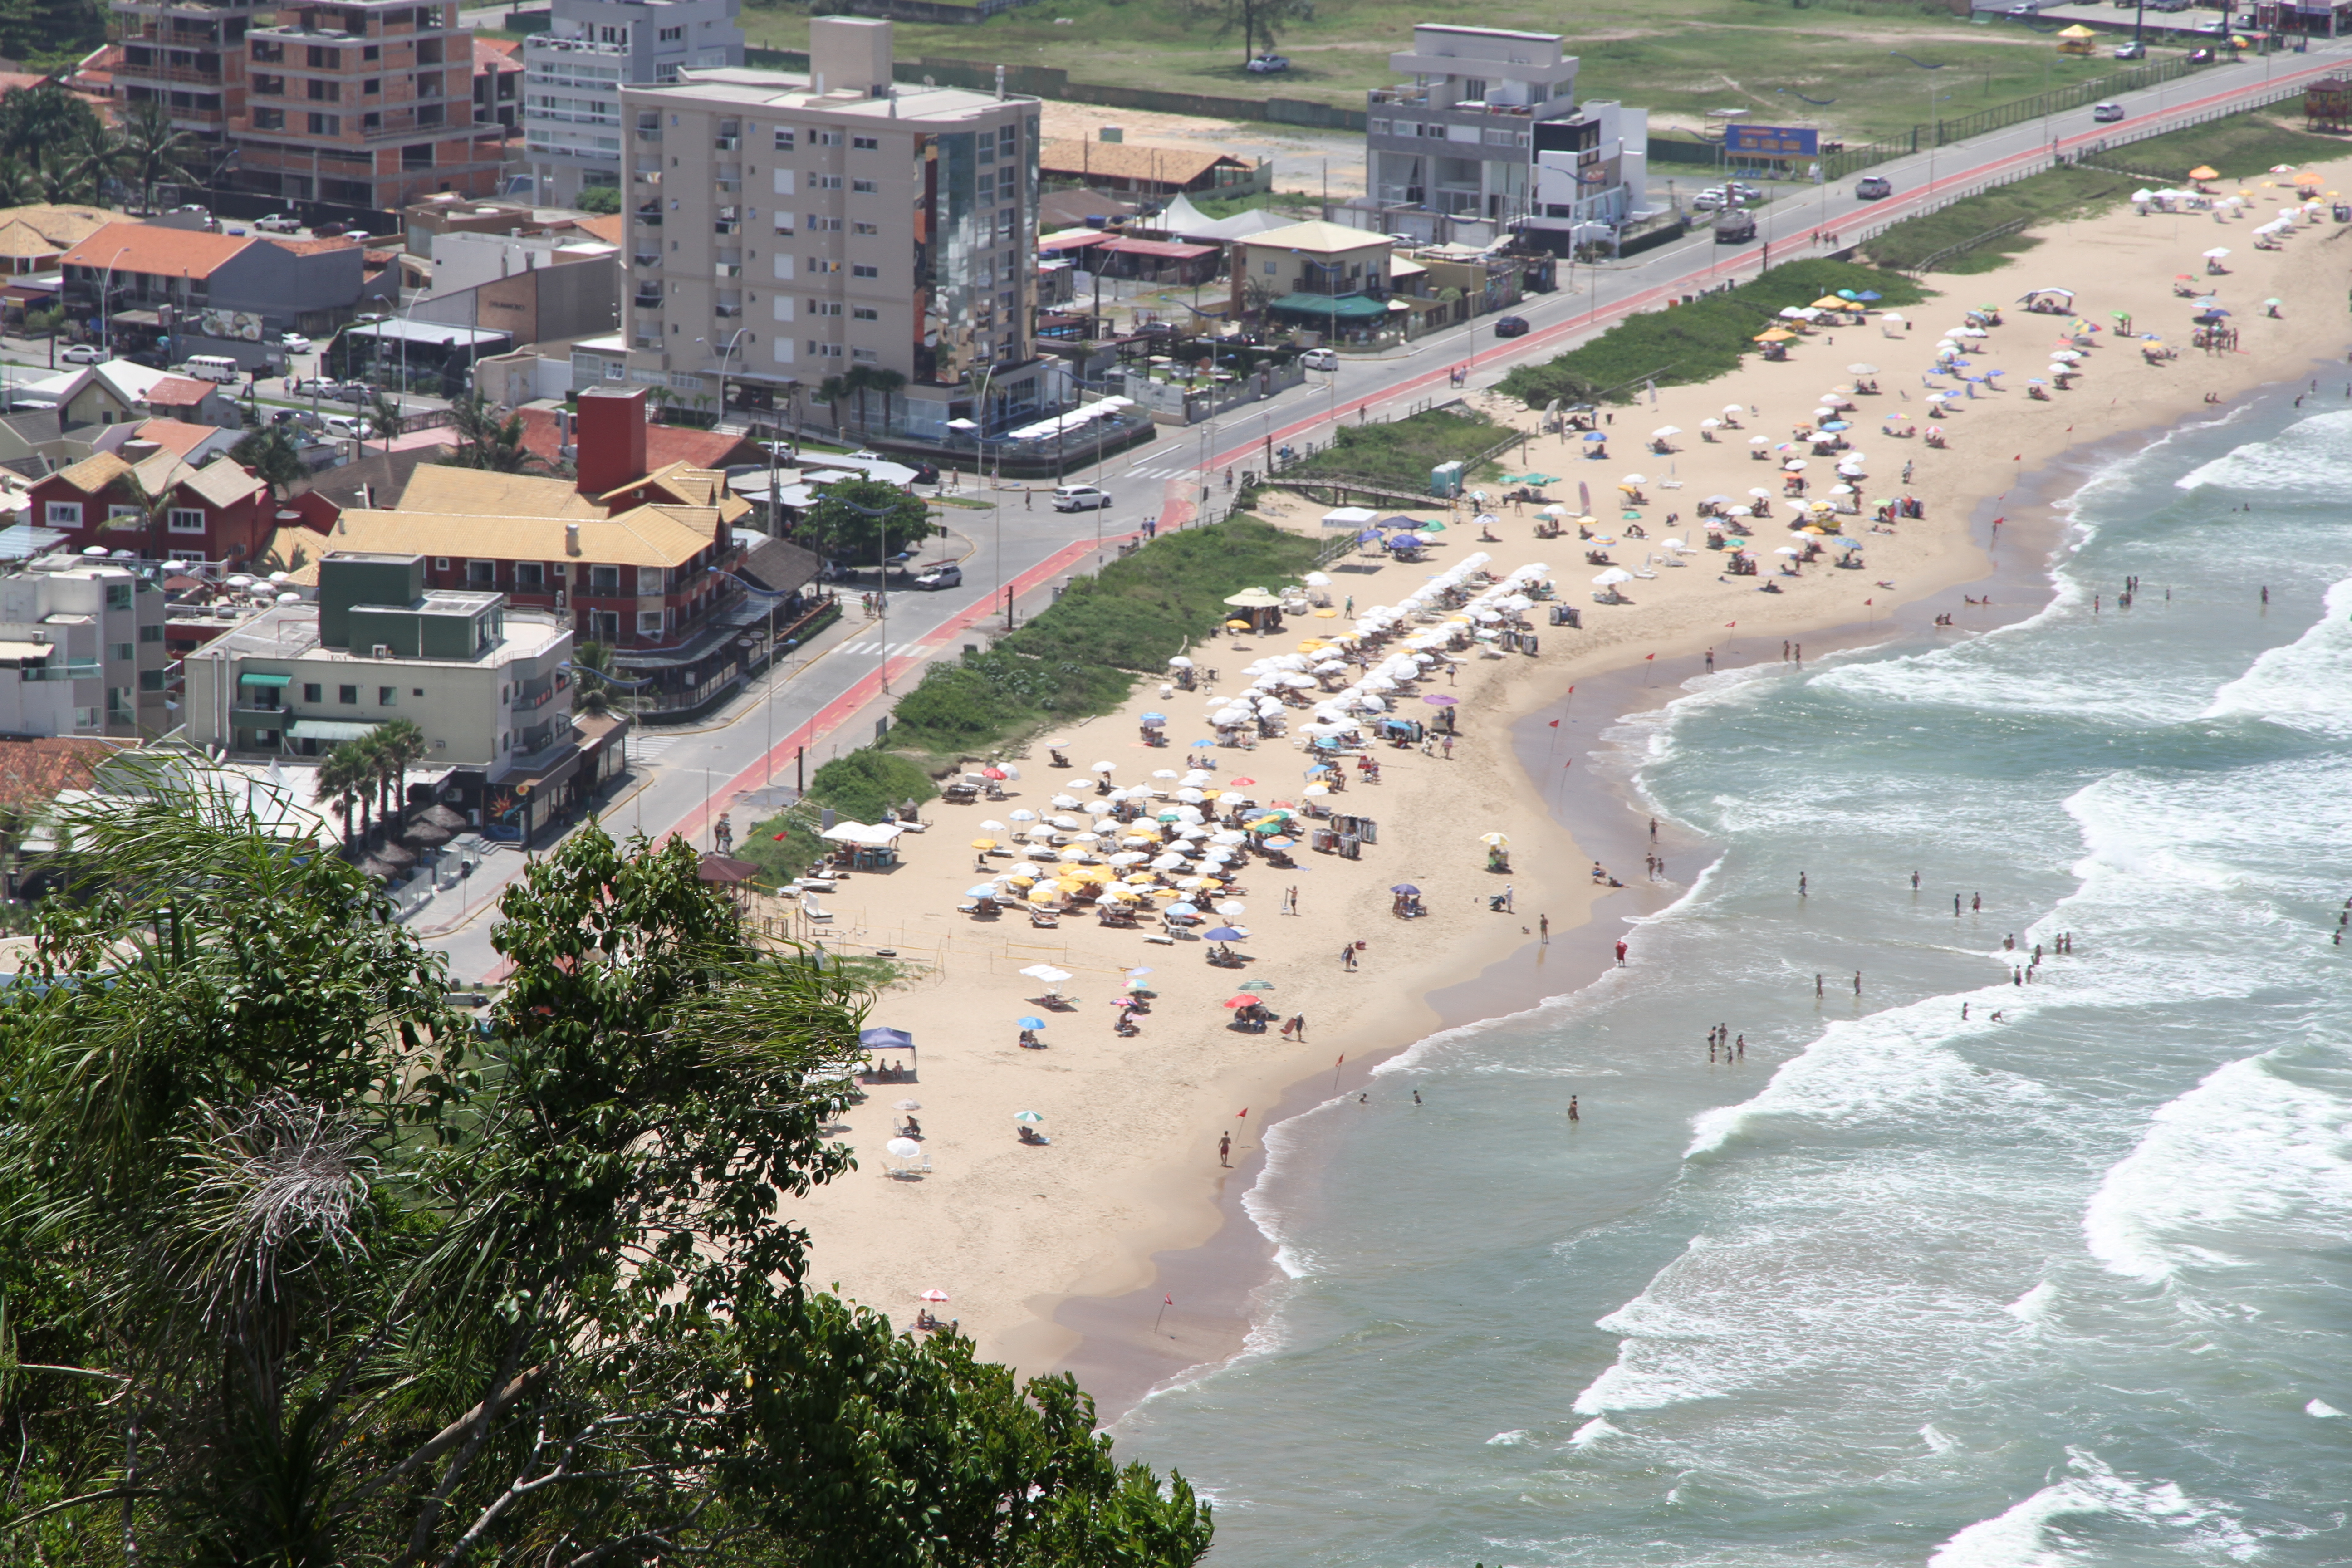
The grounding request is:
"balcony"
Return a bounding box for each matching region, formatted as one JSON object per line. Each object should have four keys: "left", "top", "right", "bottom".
{"left": 713, "top": 135, "right": 739, "bottom": 150}
{"left": 633, "top": 207, "right": 662, "bottom": 226}
{"left": 635, "top": 126, "right": 661, "bottom": 142}
{"left": 715, "top": 263, "right": 741, "bottom": 279}
{"left": 632, "top": 252, "right": 659, "bottom": 268}
{"left": 633, "top": 290, "right": 664, "bottom": 309}
{"left": 526, "top": 34, "right": 629, "bottom": 56}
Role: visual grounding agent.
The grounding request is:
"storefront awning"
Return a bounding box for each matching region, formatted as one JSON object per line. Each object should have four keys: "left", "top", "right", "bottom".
{"left": 1269, "top": 292, "right": 1390, "bottom": 320}
{"left": 238, "top": 671, "right": 292, "bottom": 686}
{"left": 288, "top": 719, "right": 380, "bottom": 741}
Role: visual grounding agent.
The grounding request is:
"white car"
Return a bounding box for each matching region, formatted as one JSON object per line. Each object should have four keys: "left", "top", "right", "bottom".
{"left": 59, "top": 344, "right": 103, "bottom": 364}
{"left": 1051, "top": 484, "right": 1113, "bottom": 512}
{"left": 321, "top": 414, "right": 373, "bottom": 441}
{"left": 281, "top": 332, "right": 315, "bottom": 353}
{"left": 1300, "top": 347, "right": 1338, "bottom": 371}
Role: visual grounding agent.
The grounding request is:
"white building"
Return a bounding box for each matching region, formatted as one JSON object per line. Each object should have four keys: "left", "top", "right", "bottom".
{"left": 613, "top": 17, "right": 1053, "bottom": 442}
{"left": 1343, "top": 24, "right": 1648, "bottom": 250}
{"left": 181, "top": 552, "right": 579, "bottom": 833}
{"left": 0, "top": 555, "right": 168, "bottom": 739}
{"left": 523, "top": 0, "right": 746, "bottom": 209}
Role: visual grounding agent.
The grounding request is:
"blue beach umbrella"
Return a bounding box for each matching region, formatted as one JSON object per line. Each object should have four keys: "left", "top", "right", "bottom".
{"left": 1166, "top": 902, "right": 1201, "bottom": 916}
{"left": 1015, "top": 1015, "right": 1048, "bottom": 1029}
{"left": 1583, "top": 431, "right": 1607, "bottom": 442}
{"left": 1204, "top": 926, "right": 1247, "bottom": 941}
{"left": 1391, "top": 883, "right": 1421, "bottom": 895}
{"left": 1139, "top": 710, "right": 1167, "bottom": 722}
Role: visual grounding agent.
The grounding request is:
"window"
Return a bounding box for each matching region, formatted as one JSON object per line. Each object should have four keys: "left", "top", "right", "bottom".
{"left": 104, "top": 583, "right": 132, "bottom": 611}
{"left": 433, "top": 557, "right": 451, "bottom": 570}
{"left": 659, "top": 23, "right": 683, "bottom": 39}
{"left": 302, "top": 682, "right": 323, "bottom": 702}
{"left": 809, "top": 300, "right": 841, "bottom": 316}
{"left": 412, "top": 687, "right": 424, "bottom": 697}
{"left": 810, "top": 174, "right": 841, "bottom": 190}
{"left": 363, "top": 76, "right": 379, "bottom": 93}
{"left": 378, "top": 686, "right": 397, "bottom": 706}
{"left": 851, "top": 347, "right": 877, "bottom": 363}
{"left": 306, "top": 44, "right": 340, "bottom": 67}
{"left": 338, "top": 684, "right": 359, "bottom": 704}
{"left": 43, "top": 502, "right": 79, "bottom": 527}
{"left": 637, "top": 610, "right": 664, "bottom": 635}
{"left": 773, "top": 127, "right": 794, "bottom": 149}
{"left": 466, "top": 560, "right": 494, "bottom": 586}
{"left": 1263, "top": 260, "right": 1277, "bottom": 275}
{"left": 851, "top": 263, "right": 878, "bottom": 278}
{"left": 252, "top": 72, "right": 284, "bottom": 94}
{"left": 999, "top": 123, "right": 1017, "bottom": 152}
{"left": 852, "top": 220, "right": 877, "bottom": 235}
{"left": 851, "top": 304, "right": 877, "bottom": 320}
{"left": 167, "top": 507, "right": 206, "bottom": 534}
{"left": 773, "top": 213, "right": 795, "bottom": 233}
{"left": 636, "top": 566, "right": 665, "bottom": 594}
{"left": 851, "top": 134, "right": 878, "bottom": 149}
{"left": 254, "top": 108, "right": 286, "bottom": 130}
{"left": 108, "top": 642, "right": 134, "bottom": 662}
{"left": 851, "top": 178, "right": 877, "bottom": 193}
{"left": 813, "top": 129, "right": 839, "bottom": 146}
{"left": 308, "top": 112, "right": 339, "bottom": 135}
{"left": 806, "top": 215, "right": 840, "bottom": 231}
{"left": 139, "top": 668, "right": 165, "bottom": 691}
{"left": 108, "top": 504, "right": 142, "bottom": 521}
{"left": 588, "top": 564, "right": 621, "bottom": 592}
{"left": 515, "top": 562, "right": 544, "bottom": 589}
{"left": 307, "top": 77, "right": 338, "bottom": 100}
{"left": 812, "top": 341, "right": 843, "bottom": 358}
{"left": 363, "top": 43, "right": 378, "bottom": 59}
{"left": 809, "top": 258, "right": 840, "bottom": 274}
{"left": 139, "top": 624, "right": 163, "bottom": 644}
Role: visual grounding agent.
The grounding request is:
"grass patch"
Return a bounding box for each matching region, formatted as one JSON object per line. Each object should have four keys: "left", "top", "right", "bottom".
{"left": 1187, "top": 188, "right": 1322, "bottom": 220}
{"left": 740, "top": 0, "right": 2194, "bottom": 143}
{"left": 1496, "top": 260, "right": 1929, "bottom": 410}
{"left": 882, "top": 516, "right": 1322, "bottom": 759}
{"left": 2097, "top": 111, "right": 2352, "bottom": 185}
{"left": 1864, "top": 111, "right": 2352, "bottom": 275}
{"left": 806, "top": 750, "right": 939, "bottom": 824}
{"left": 1283, "top": 406, "right": 1520, "bottom": 491}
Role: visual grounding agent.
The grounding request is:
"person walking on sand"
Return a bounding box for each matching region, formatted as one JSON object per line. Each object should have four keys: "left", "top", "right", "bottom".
{"left": 1799, "top": 871, "right": 1808, "bottom": 897}
{"left": 1540, "top": 913, "right": 1550, "bottom": 943}
{"left": 1341, "top": 942, "right": 1358, "bottom": 972}
{"left": 1219, "top": 1131, "right": 1231, "bottom": 1166}
{"left": 1615, "top": 939, "right": 1628, "bottom": 964}
{"left": 1441, "top": 734, "right": 1455, "bottom": 760}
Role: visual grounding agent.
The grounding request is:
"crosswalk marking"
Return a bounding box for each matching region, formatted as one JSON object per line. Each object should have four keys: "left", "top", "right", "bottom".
{"left": 627, "top": 734, "right": 680, "bottom": 763}
{"left": 1124, "top": 461, "right": 1195, "bottom": 480}
{"left": 839, "top": 640, "right": 916, "bottom": 657}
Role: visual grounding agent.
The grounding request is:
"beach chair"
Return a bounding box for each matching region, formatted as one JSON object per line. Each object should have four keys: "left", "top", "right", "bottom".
{"left": 802, "top": 895, "right": 833, "bottom": 924}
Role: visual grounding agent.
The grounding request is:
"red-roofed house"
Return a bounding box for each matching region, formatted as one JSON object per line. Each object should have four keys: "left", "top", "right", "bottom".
{"left": 60, "top": 220, "right": 387, "bottom": 369}
{"left": 26, "top": 445, "right": 273, "bottom": 564}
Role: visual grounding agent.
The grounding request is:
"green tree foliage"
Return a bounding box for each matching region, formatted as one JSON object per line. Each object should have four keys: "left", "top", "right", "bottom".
{"left": 0, "top": 0, "right": 107, "bottom": 73}
{"left": 0, "top": 81, "right": 100, "bottom": 167}
{"left": 229, "top": 426, "right": 309, "bottom": 499}
{"left": 112, "top": 97, "right": 196, "bottom": 215}
{"left": 805, "top": 746, "right": 937, "bottom": 824}
{"left": 574, "top": 184, "right": 623, "bottom": 214}
{"left": 798, "top": 475, "right": 936, "bottom": 564}
{"left": 1280, "top": 406, "right": 1519, "bottom": 491}
{"left": 0, "top": 792, "right": 1212, "bottom": 1564}
{"left": 888, "top": 517, "right": 1320, "bottom": 756}
{"left": 1496, "top": 259, "right": 1928, "bottom": 409}
{"left": 436, "top": 390, "right": 544, "bottom": 472}
{"left": 1181, "top": 0, "right": 1314, "bottom": 65}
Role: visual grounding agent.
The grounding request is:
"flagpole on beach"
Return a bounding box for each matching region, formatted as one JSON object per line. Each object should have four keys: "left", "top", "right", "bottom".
{"left": 1331, "top": 1054, "right": 1344, "bottom": 1093}
{"left": 1154, "top": 1294, "right": 1171, "bottom": 1336}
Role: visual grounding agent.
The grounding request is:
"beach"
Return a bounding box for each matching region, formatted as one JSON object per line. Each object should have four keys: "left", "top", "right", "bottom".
{"left": 779, "top": 160, "right": 2352, "bottom": 1413}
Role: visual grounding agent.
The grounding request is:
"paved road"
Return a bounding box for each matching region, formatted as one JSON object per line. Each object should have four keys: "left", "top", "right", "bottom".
{"left": 420, "top": 40, "right": 2352, "bottom": 975}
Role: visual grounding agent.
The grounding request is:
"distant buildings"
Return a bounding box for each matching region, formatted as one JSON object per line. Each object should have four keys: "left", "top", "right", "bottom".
{"left": 59, "top": 221, "right": 392, "bottom": 369}
{"left": 28, "top": 438, "right": 273, "bottom": 566}
{"left": 608, "top": 18, "right": 1054, "bottom": 442}
{"left": 1343, "top": 23, "right": 1647, "bottom": 250}
{"left": 0, "top": 554, "right": 167, "bottom": 739}
{"left": 1037, "top": 138, "right": 1265, "bottom": 200}
{"left": 522, "top": 0, "right": 746, "bottom": 210}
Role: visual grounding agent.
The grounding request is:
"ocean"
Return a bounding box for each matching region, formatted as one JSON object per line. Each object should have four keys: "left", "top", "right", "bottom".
{"left": 1112, "top": 392, "right": 2352, "bottom": 1568}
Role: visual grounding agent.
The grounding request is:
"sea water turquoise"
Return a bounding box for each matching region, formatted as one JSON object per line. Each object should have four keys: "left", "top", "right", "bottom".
{"left": 1113, "top": 392, "right": 2352, "bottom": 1567}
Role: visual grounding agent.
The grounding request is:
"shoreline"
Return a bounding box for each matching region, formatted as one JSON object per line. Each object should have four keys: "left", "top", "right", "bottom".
{"left": 772, "top": 173, "right": 2352, "bottom": 1427}
{"left": 1048, "top": 372, "right": 2347, "bottom": 1424}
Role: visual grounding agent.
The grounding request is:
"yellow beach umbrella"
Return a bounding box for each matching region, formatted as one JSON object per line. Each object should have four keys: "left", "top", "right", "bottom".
{"left": 2189, "top": 165, "right": 2220, "bottom": 181}
{"left": 1226, "top": 619, "right": 1252, "bottom": 631}
{"left": 1027, "top": 886, "right": 1059, "bottom": 906}
{"left": 1810, "top": 295, "right": 1848, "bottom": 310}
{"left": 1313, "top": 608, "right": 1339, "bottom": 617}
{"left": 970, "top": 837, "right": 998, "bottom": 850}
{"left": 1756, "top": 328, "right": 1797, "bottom": 343}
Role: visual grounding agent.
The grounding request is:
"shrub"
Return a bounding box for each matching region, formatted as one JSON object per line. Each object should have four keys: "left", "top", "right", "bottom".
{"left": 805, "top": 749, "right": 937, "bottom": 824}
{"left": 1497, "top": 260, "right": 1929, "bottom": 409}
{"left": 737, "top": 806, "right": 827, "bottom": 885}
{"left": 1283, "top": 406, "right": 1519, "bottom": 490}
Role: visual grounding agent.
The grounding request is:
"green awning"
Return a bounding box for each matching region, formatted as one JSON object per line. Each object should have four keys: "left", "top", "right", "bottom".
{"left": 1268, "top": 292, "right": 1389, "bottom": 320}
{"left": 238, "top": 671, "right": 292, "bottom": 686}
{"left": 288, "top": 720, "right": 381, "bottom": 742}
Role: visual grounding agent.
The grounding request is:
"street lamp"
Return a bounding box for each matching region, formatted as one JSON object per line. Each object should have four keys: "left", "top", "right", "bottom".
{"left": 696, "top": 327, "right": 749, "bottom": 426}
{"left": 97, "top": 245, "right": 130, "bottom": 360}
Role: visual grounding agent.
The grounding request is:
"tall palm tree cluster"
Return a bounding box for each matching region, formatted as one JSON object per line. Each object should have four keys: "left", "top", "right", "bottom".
{"left": 0, "top": 88, "right": 198, "bottom": 211}
{"left": 815, "top": 364, "right": 907, "bottom": 439}
{"left": 311, "top": 718, "right": 426, "bottom": 851}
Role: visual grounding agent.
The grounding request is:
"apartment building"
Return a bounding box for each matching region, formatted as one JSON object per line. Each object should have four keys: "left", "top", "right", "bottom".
{"left": 522, "top": 0, "right": 744, "bottom": 210}
{"left": 111, "top": 0, "right": 268, "bottom": 157}
{"left": 612, "top": 17, "right": 1049, "bottom": 442}
{"left": 229, "top": 0, "right": 504, "bottom": 210}
{"left": 0, "top": 556, "right": 169, "bottom": 739}
{"left": 182, "top": 550, "right": 580, "bottom": 825}
{"left": 1519, "top": 98, "right": 1649, "bottom": 253}
{"left": 1355, "top": 25, "right": 1580, "bottom": 244}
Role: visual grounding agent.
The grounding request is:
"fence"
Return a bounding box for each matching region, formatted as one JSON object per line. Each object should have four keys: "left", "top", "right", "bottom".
{"left": 1823, "top": 53, "right": 2219, "bottom": 180}
{"left": 1902, "top": 214, "right": 2034, "bottom": 274}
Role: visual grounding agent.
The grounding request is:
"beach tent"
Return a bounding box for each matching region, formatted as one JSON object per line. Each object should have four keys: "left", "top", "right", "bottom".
{"left": 1320, "top": 506, "right": 1380, "bottom": 529}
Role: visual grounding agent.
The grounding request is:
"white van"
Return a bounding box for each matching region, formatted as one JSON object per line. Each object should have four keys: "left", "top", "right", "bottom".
{"left": 180, "top": 354, "right": 241, "bottom": 384}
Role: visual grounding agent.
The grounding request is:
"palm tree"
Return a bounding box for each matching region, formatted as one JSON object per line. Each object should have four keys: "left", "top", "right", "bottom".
{"left": 813, "top": 373, "right": 851, "bottom": 438}
{"left": 865, "top": 367, "right": 906, "bottom": 440}
{"left": 572, "top": 640, "right": 621, "bottom": 717}
{"left": 315, "top": 743, "right": 371, "bottom": 852}
{"left": 112, "top": 98, "right": 194, "bottom": 214}
{"left": 367, "top": 389, "right": 405, "bottom": 457}
{"left": 371, "top": 719, "right": 426, "bottom": 832}
{"left": 436, "top": 392, "right": 542, "bottom": 472}
{"left": 230, "top": 426, "right": 309, "bottom": 502}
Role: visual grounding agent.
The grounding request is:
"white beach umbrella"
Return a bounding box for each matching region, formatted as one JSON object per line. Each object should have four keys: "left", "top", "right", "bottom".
{"left": 1593, "top": 567, "right": 1633, "bottom": 586}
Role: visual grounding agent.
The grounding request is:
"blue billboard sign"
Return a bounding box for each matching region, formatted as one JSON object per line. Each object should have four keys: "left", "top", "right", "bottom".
{"left": 1725, "top": 123, "right": 1820, "bottom": 159}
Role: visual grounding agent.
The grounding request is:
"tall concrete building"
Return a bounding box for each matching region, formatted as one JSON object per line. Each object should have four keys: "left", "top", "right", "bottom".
{"left": 612, "top": 17, "right": 1050, "bottom": 442}
{"left": 112, "top": 0, "right": 268, "bottom": 161}
{"left": 0, "top": 556, "right": 169, "bottom": 740}
{"left": 229, "top": 0, "right": 504, "bottom": 210}
{"left": 523, "top": 0, "right": 744, "bottom": 209}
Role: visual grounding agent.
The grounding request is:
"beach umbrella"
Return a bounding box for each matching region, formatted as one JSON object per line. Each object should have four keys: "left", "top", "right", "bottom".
{"left": 1594, "top": 567, "right": 1633, "bottom": 586}
{"left": 1013, "top": 1110, "right": 1045, "bottom": 1124}
{"left": 1621, "top": 472, "right": 1649, "bottom": 485}
{"left": 970, "top": 837, "right": 999, "bottom": 851}
{"left": 2203, "top": 246, "right": 2230, "bottom": 259}
{"left": 1009, "top": 808, "right": 1038, "bottom": 822}
{"left": 1019, "top": 964, "right": 1072, "bottom": 985}
{"left": 1650, "top": 426, "right": 1681, "bottom": 439}
{"left": 1775, "top": 545, "right": 1802, "bottom": 557}
{"left": 886, "top": 1138, "right": 922, "bottom": 1159}
{"left": 1478, "top": 831, "right": 1509, "bottom": 847}
{"left": 1724, "top": 404, "right": 1744, "bottom": 415}
{"left": 1237, "top": 979, "right": 1276, "bottom": 992}
{"left": 1391, "top": 883, "right": 1421, "bottom": 895}
{"left": 1582, "top": 431, "right": 1606, "bottom": 442}
{"left": 1014, "top": 1016, "right": 1048, "bottom": 1030}
{"left": 1204, "top": 926, "right": 1246, "bottom": 941}
{"left": 964, "top": 882, "right": 1003, "bottom": 897}
{"left": 1847, "top": 362, "right": 1879, "bottom": 375}
{"left": 1166, "top": 902, "right": 1200, "bottom": 917}
{"left": 894, "top": 1099, "right": 922, "bottom": 1112}
{"left": 1749, "top": 436, "right": 1770, "bottom": 447}
{"left": 1423, "top": 694, "right": 1458, "bottom": 706}
{"left": 860, "top": 1026, "right": 915, "bottom": 1049}
{"left": 917, "top": 1288, "right": 950, "bottom": 1302}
